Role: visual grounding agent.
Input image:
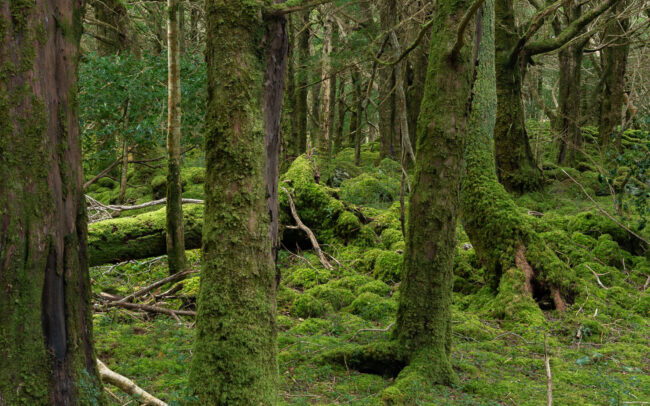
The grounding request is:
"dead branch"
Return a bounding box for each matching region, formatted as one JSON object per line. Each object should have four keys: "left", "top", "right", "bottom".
{"left": 281, "top": 187, "right": 333, "bottom": 270}
{"left": 108, "top": 301, "right": 196, "bottom": 317}
{"left": 544, "top": 334, "right": 553, "bottom": 406}
{"left": 350, "top": 322, "right": 395, "bottom": 341}
{"left": 97, "top": 359, "right": 168, "bottom": 406}
{"left": 113, "top": 269, "right": 198, "bottom": 304}
{"left": 585, "top": 264, "right": 610, "bottom": 289}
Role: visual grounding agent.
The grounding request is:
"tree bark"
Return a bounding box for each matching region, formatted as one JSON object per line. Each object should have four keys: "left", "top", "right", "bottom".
{"left": 294, "top": 10, "right": 310, "bottom": 156}
{"left": 555, "top": 38, "right": 585, "bottom": 166}
{"left": 0, "top": 1, "right": 105, "bottom": 404}
{"left": 166, "top": 0, "right": 187, "bottom": 274}
{"left": 189, "top": 1, "right": 287, "bottom": 403}
{"left": 598, "top": 2, "right": 629, "bottom": 150}
{"left": 494, "top": 0, "right": 543, "bottom": 193}
{"left": 317, "top": 9, "right": 335, "bottom": 169}
{"left": 392, "top": 0, "right": 476, "bottom": 388}
{"left": 379, "top": 0, "right": 397, "bottom": 160}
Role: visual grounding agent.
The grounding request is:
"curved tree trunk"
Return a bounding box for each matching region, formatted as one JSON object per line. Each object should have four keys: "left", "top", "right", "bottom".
{"left": 166, "top": 0, "right": 187, "bottom": 274}
{"left": 189, "top": 1, "right": 287, "bottom": 403}
{"left": 0, "top": 1, "right": 105, "bottom": 404}
{"left": 462, "top": 0, "right": 569, "bottom": 324}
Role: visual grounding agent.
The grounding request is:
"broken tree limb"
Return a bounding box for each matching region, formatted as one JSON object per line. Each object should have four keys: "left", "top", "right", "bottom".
{"left": 97, "top": 359, "right": 168, "bottom": 406}
{"left": 87, "top": 195, "right": 204, "bottom": 216}
{"left": 108, "top": 301, "right": 196, "bottom": 317}
{"left": 281, "top": 187, "right": 333, "bottom": 270}
{"left": 114, "top": 269, "right": 198, "bottom": 304}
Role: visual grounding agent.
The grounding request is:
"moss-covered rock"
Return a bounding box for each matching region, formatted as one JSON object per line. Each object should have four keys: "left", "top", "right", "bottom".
{"left": 347, "top": 292, "right": 397, "bottom": 321}
{"left": 373, "top": 251, "right": 403, "bottom": 283}
{"left": 568, "top": 210, "right": 645, "bottom": 254}
{"left": 182, "top": 167, "right": 206, "bottom": 184}
{"left": 357, "top": 280, "right": 391, "bottom": 297}
{"left": 593, "top": 234, "right": 624, "bottom": 267}
{"left": 307, "top": 285, "right": 355, "bottom": 311}
{"left": 150, "top": 174, "right": 167, "bottom": 199}
{"left": 340, "top": 173, "right": 399, "bottom": 206}
{"left": 380, "top": 228, "right": 403, "bottom": 250}
{"left": 335, "top": 211, "right": 361, "bottom": 239}
{"left": 292, "top": 294, "right": 327, "bottom": 318}
{"left": 284, "top": 267, "right": 331, "bottom": 290}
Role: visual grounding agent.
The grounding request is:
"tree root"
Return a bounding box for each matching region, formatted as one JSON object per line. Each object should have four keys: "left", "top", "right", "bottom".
{"left": 319, "top": 341, "right": 406, "bottom": 377}
{"left": 97, "top": 359, "right": 168, "bottom": 406}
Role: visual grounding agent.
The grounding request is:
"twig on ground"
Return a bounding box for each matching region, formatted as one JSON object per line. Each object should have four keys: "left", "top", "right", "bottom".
{"left": 586, "top": 264, "right": 610, "bottom": 289}
{"left": 350, "top": 322, "right": 395, "bottom": 341}
{"left": 114, "top": 269, "right": 198, "bottom": 304}
{"left": 108, "top": 301, "right": 196, "bottom": 317}
{"left": 544, "top": 334, "right": 553, "bottom": 406}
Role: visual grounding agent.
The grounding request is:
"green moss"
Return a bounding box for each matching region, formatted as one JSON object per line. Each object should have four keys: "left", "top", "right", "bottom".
{"left": 340, "top": 172, "right": 399, "bottom": 206}
{"left": 150, "top": 174, "right": 167, "bottom": 199}
{"left": 358, "top": 280, "right": 391, "bottom": 297}
{"left": 347, "top": 292, "right": 397, "bottom": 321}
{"left": 330, "top": 274, "right": 374, "bottom": 293}
{"left": 352, "top": 225, "right": 380, "bottom": 248}
{"left": 335, "top": 211, "right": 361, "bottom": 239}
{"left": 182, "top": 167, "right": 206, "bottom": 184}
{"left": 307, "top": 285, "right": 355, "bottom": 311}
{"left": 284, "top": 267, "right": 331, "bottom": 290}
{"left": 593, "top": 234, "right": 624, "bottom": 267}
{"left": 373, "top": 250, "right": 403, "bottom": 283}
{"left": 380, "top": 228, "right": 403, "bottom": 250}
{"left": 292, "top": 294, "right": 327, "bottom": 318}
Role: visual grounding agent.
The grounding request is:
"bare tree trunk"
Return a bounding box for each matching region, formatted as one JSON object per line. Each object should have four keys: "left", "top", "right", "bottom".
{"left": 119, "top": 138, "right": 129, "bottom": 203}
{"left": 166, "top": 0, "right": 187, "bottom": 274}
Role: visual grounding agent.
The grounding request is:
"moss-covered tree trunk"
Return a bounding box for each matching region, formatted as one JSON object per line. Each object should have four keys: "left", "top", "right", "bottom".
{"left": 461, "top": 0, "right": 571, "bottom": 325}
{"left": 166, "top": 0, "right": 187, "bottom": 274}
{"left": 554, "top": 39, "right": 585, "bottom": 166}
{"left": 598, "top": 2, "right": 629, "bottom": 150}
{"left": 379, "top": 0, "right": 397, "bottom": 160}
{"left": 392, "top": 0, "right": 476, "bottom": 390}
{"left": 91, "top": 0, "right": 136, "bottom": 55}
{"left": 317, "top": 10, "right": 335, "bottom": 170}
{"left": 294, "top": 10, "right": 310, "bottom": 156}
{"left": 189, "top": 1, "right": 287, "bottom": 404}
{"left": 0, "top": 1, "right": 105, "bottom": 404}
{"left": 494, "top": 0, "right": 543, "bottom": 193}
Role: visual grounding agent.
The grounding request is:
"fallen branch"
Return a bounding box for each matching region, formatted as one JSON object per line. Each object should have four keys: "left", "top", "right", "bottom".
{"left": 87, "top": 196, "right": 204, "bottom": 215}
{"left": 281, "top": 187, "right": 333, "bottom": 270}
{"left": 97, "top": 359, "right": 168, "bottom": 406}
{"left": 544, "top": 334, "right": 553, "bottom": 406}
{"left": 585, "top": 264, "right": 609, "bottom": 289}
{"left": 108, "top": 301, "right": 196, "bottom": 317}
{"left": 113, "top": 269, "right": 198, "bottom": 304}
{"left": 350, "top": 322, "right": 395, "bottom": 341}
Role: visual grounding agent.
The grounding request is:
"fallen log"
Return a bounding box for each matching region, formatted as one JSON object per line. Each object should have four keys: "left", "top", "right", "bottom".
{"left": 88, "top": 204, "right": 204, "bottom": 266}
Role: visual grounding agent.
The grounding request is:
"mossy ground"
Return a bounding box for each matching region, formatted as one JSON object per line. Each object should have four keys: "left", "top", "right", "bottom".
{"left": 91, "top": 145, "right": 648, "bottom": 405}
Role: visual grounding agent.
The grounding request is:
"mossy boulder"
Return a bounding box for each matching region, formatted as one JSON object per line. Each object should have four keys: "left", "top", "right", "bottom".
{"left": 151, "top": 175, "right": 167, "bottom": 199}
{"left": 352, "top": 225, "right": 380, "bottom": 248}
{"left": 182, "top": 167, "right": 206, "bottom": 185}
{"left": 340, "top": 173, "right": 399, "bottom": 206}
{"left": 98, "top": 177, "right": 118, "bottom": 189}
{"left": 380, "top": 228, "right": 403, "bottom": 250}
{"left": 335, "top": 211, "right": 361, "bottom": 239}
{"left": 292, "top": 294, "right": 327, "bottom": 318}
{"left": 307, "top": 285, "right": 355, "bottom": 311}
{"left": 347, "top": 292, "right": 397, "bottom": 321}
{"left": 331, "top": 274, "right": 374, "bottom": 293}
{"left": 373, "top": 251, "right": 403, "bottom": 283}
{"left": 593, "top": 234, "right": 624, "bottom": 267}
{"left": 284, "top": 267, "right": 331, "bottom": 290}
{"left": 567, "top": 210, "right": 645, "bottom": 254}
{"left": 357, "top": 280, "right": 391, "bottom": 297}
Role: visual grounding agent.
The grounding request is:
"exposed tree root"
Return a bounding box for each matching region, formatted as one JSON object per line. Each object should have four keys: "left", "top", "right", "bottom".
{"left": 320, "top": 342, "right": 406, "bottom": 377}
{"left": 97, "top": 359, "right": 168, "bottom": 406}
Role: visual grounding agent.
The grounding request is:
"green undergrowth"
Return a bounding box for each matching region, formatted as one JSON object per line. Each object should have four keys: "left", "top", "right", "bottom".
{"left": 91, "top": 147, "right": 648, "bottom": 405}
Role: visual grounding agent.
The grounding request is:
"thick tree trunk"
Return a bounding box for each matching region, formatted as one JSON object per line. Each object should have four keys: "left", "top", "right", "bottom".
{"left": 494, "top": 0, "right": 543, "bottom": 193}
{"left": 598, "top": 3, "right": 629, "bottom": 150}
{"left": 0, "top": 1, "right": 105, "bottom": 404}
{"left": 166, "top": 0, "right": 187, "bottom": 274}
{"left": 461, "top": 0, "right": 569, "bottom": 326}
{"left": 189, "top": 1, "right": 287, "bottom": 403}
{"left": 392, "top": 0, "right": 476, "bottom": 389}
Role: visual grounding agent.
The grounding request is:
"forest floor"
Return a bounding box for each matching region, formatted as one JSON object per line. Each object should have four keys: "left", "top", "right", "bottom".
{"left": 89, "top": 137, "right": 649, "bottom": 405}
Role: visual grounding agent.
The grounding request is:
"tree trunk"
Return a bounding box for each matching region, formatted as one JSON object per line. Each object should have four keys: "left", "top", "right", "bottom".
{"left": 598, "top": 2, "right": 629, "bottom": 150}
{"left": 379, "top": 0, "right": 397, "bottom": 160}
{"left": 91, "top": 0, "right": 135, "bottom": 55}
{"left": 461, "top": 0, "right": 569, "bottom": 326}
{"left": 392, "top": 0, "right": 476, "bottom": 389}
{"left": 294, "top": 10, "right": 310, "bottom": 156}
{"left": 555, "top": 41, "right": 585, "bottom": 166}
{"left": 352, "top": 69, "right": 363, "bottom": 166}
{"left": 0, "top": 1, "right": 105, "bottom": 404}
{"left": 333, "top": 77, "right": 347, "bottom": 154}
{"left": 166, "top": 0, "right": 187, "bottom": 274}
{"left": 119, "top": 138, "right": 129, "bottom": 203}
{"left": 317, "top": 10, "right": 335, "bottom": 169}
{"left": 494, "top": 0, "right": 543, "bottom": 193}
{"left": 189, "top": 1, "right": 287, "bottom": 403}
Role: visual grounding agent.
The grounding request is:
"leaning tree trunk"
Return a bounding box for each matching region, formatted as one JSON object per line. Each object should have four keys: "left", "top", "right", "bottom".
{"left": 0, "top": 1, "right": 105, "bottom": 404}
{"left": 494, "top": 0, "right": 543, "bottom": 193}
{"left": 189, "top": 1, "right": 287, "bottom": 404}
{"left": 166, "top": 0, "right": 187, "bottom": 274}
{"left": 461, "top": 0, "right": 570, "bottom": 326}
{"left": 391, "top": 0, "right": 476, "bottom": 392}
